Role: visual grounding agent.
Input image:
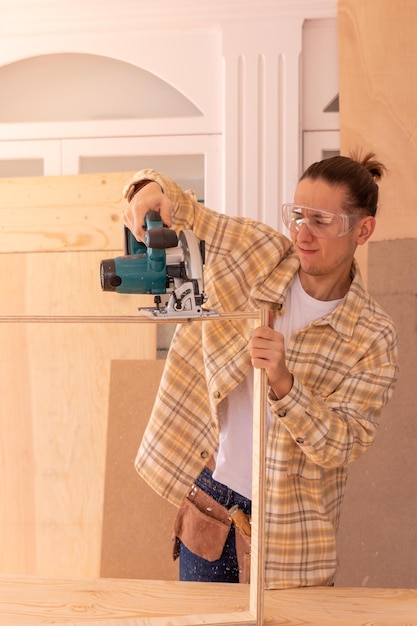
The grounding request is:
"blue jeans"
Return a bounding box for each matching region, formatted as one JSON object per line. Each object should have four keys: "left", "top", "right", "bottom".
{"left": 179, "top": 467, "right": 252, "bottom": 583}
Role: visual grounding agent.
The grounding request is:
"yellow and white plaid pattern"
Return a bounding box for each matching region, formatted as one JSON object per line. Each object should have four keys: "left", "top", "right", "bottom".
{"left": 127, "top": 170, "right": 399, "bottom": 589}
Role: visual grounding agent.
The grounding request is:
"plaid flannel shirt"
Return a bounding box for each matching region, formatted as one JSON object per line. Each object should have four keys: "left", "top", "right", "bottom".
{"left": 126, "top": 170, "right": 399, "bottom": 589}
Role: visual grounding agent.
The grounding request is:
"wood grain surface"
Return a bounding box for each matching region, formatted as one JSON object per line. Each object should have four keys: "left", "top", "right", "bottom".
{"left": 0, "top": 575, "right": 416, "bottom": 625}
{"left": 0, "top": 173, "right": 157, "bottom": 578}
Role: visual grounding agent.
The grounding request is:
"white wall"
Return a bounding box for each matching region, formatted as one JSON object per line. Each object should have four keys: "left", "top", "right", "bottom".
{"left": 0, "top": 0, "right": 337, "bottom": 227}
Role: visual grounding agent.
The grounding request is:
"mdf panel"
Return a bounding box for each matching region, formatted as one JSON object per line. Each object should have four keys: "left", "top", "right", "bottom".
{"left": 0, "top": 173, "right": 157, "bottom": 577}
{"left": 101, "top": 360, "right": 178, "bottom": 581}
{"left": 336, "top": 239, "right": 417, "bottom": 589}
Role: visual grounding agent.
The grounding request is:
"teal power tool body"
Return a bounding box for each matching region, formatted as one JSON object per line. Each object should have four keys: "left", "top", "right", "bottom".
{"left": 100, "top": 210, "right": 216, "bottom": 318}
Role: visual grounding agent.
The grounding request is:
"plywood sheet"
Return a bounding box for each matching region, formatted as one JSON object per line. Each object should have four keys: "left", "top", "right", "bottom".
{"left": 0, "top": 321, "right": 156, "bottom": 576}
{"left": 338, "top": 0, "right": 417, "bottom": 242}
{"left": 0, "top": 250, "right": 157, "bottom": 317}
{"left": 0, "top": 172, "right": 158, "bottom": 578}
{"left": 0, "top": 170, "right": 136, "bottom": 252}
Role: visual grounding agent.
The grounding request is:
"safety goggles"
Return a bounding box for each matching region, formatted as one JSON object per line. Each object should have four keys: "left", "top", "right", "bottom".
{"left": 282, "top": 203, "right": 366, "bottom": 239}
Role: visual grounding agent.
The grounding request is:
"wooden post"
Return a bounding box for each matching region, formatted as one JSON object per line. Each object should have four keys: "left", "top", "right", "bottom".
{"left": 250, "top": 306, "right": 269, "bottom": 625}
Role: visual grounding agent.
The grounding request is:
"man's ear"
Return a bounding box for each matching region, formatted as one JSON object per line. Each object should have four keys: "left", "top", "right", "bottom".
{"left": 357, "top": 216, "right": 376, "bottom": 245}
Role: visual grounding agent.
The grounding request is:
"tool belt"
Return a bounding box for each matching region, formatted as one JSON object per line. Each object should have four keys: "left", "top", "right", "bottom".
{"left": 172, "top": 483, "right": 251, "bottom": 583}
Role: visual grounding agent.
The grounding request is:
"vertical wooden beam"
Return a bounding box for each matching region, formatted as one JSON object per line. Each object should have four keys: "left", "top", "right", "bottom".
{"left": 250, "top": 307, "right": 269, "bottom": 625}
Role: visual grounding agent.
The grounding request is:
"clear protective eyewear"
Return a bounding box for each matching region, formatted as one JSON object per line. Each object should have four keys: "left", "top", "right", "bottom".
{"left": 282, "top": 203, "right": 365, "bottom": 239}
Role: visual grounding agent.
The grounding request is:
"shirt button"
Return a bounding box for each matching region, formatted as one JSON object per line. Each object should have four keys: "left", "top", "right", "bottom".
{"left": 200, "top": 450, "right": 209, "bottom": 459}
{"left": 295, "top": 437, "right": 304, "bottom": 445}
{"left": 213, "top": 391, "right": 221, "bottom": 399}
{"left": 278, "top": 410, "right": 287, "bottom": 418}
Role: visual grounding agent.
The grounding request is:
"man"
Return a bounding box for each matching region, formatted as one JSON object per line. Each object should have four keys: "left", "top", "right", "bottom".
{"left": 122, "top": 154, "right": 398, "bottom": 589}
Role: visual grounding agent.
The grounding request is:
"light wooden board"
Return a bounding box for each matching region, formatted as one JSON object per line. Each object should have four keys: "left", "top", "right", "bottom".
{"left": 338, "top": 0, "right": 417, "bottom": 243}
{"left": 0, "top": 250, "right": 159, "bottom": 317}
{"left": 0, "top": 170, "right": 136, "bottom": 253}
{"left": 0, "top": 309, "right": 156, "bottom": 577}
{"left": 0, "top": 575, "right": 416, "bottom": 625}
{"left": 0, "top": 173, "right": 157, "bottom": 578}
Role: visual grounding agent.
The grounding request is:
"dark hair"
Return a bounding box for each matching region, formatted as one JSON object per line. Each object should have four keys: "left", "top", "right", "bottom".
{"left": 299, "top": 152, "right": 386, "bottom": 217}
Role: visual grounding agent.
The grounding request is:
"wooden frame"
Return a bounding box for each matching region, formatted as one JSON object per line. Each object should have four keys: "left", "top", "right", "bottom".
{"left": 1, "top": 310, "right": 268, "bottom": 626}
{"left": 0, "top": 171, "right": 269, "bottom": 624}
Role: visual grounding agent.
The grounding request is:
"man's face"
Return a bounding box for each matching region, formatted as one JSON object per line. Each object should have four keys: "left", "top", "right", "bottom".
{"left": 291, "top": 178, "right": 371, "bottom": 292}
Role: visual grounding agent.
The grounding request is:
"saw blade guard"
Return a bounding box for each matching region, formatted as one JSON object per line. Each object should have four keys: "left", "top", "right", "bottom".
{"left": 176, "top": 229, "right": 205, "bottom": 302}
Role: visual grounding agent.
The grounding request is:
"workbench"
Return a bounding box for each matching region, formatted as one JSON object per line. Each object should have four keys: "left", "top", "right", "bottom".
{"left": 1, "top": 575, "right": 416, "bottom": 625}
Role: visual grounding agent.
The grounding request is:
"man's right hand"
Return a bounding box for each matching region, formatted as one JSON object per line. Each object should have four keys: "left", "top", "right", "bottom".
{"left": 122, "top": 181, "right": 175, "bottom": 243}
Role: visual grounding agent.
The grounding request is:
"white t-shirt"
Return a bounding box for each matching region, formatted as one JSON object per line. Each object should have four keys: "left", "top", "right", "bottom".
{"left": 212, "top": 273, "right": 341, "bottom": 499}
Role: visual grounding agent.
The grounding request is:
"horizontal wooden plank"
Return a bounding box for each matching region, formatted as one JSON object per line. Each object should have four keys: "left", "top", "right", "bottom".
{"left": 0, "top": 575, "right": 416, "bottom": 625}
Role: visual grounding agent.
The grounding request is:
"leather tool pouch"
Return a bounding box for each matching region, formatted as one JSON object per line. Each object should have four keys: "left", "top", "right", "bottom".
{"left": 173, "top": 484, "right": 232, "bottom": 562}
{"left": 172, "top": 484, "right": 252, "bottom": 583}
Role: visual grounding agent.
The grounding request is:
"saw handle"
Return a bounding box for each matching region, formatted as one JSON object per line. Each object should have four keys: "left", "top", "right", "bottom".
{"left": 144, "top": 227, "right": 178, "bottom": 249}
{"left": 143, "top": 210, "right": 179, "bottom": 249}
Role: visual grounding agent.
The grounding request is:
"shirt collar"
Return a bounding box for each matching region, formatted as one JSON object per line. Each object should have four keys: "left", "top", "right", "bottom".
{"left": 251, "top": 256, "right": 367, "bottom": 341}
{"left": 250, "top": 252, "right": 299, "bottom": 307}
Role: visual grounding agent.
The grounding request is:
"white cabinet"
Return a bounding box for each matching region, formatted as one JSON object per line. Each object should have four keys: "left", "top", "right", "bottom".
{"left": 0, "top": 140, "right": 62, "bottom": 176}
{"left": 61, "top": 135, "right": 222, "bottom": 207}
{"left": 0, "top": 135, "right": 221, "bottom": 208}
{"left": 303, "top": 130, "right": 340, "bottom": 170}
